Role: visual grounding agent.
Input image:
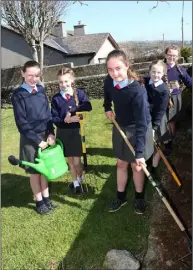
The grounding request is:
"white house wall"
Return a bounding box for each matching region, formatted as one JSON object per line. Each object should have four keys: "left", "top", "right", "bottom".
{"left": 89, "top": 38, "right": 115, "bottom": 64}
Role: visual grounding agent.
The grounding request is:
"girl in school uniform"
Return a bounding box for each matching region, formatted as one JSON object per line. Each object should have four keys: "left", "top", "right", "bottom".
{"left": 144, "top": 60, "right": 171, "bottom": 178}
{"left": 11, "top": 60, "right": 56, "bottom": 215}
{"left": 103, "top": 49, "right": 154, "bottom": 214}
{"left": 164, "top": 45, "right": 192, "bottom": 155}
{"left": 51, "top": 68, "right": 92, "bottom": 195}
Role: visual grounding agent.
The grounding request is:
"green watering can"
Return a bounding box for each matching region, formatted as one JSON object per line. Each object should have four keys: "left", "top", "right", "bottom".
{"left": 8, "top": 139, "right": 68, "bottom": 181}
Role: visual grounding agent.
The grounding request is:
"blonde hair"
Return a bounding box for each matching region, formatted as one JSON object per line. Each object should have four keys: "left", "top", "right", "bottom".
{"left": 57, "top": 67, "right": 79, "bottom": 106}
{"left": 106, "top": 49, "right": 143, "bottom": 84}
{"left": 149, "top": 59, "right": 167, "bottom": 74}
{"left": 149, "top": 60, "right": 173, "bottom": 108}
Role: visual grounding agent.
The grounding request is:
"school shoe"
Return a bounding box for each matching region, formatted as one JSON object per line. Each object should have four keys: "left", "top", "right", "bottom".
{"left": 35, "top": 203, "right": 50, "bottom": 215}
{"left": 75, "top": 185, "right": 84, "bottom": 195}
{"left": 68, "top": 182, "right": 74, "bottom": 190}
{"left": 44, "top": 200, "right": 57, "bottom": 211}
{"left": 68, "top": 177, "right": 84, "bottom": 190}
{"left": 108, "top": 198, "right": 127, "bottom": 212}
{"left": 133, "top": 199, "right": 146, "bottom": 214}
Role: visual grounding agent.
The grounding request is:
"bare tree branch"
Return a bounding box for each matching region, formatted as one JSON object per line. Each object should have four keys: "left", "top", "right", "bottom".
{"left": 1, "top": 0, "right": 79, "bottom": 75}
{"left": 73, "top": 1, "right": 88, "bottom": 6}
{"left": 149, "top": 1, "right": 170, "bottom": 12}
{"left": 136, "top": 1, "right": 170, "bottom": 12}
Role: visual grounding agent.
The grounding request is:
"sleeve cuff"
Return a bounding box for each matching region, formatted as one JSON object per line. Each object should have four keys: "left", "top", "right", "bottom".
{"left": 135, "top": 151, "right": 144, "bottom": 159}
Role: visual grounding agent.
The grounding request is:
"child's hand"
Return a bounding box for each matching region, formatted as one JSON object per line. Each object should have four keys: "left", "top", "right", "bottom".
{"left": 134, "top": 158, "right": 146, "bottom": 172}
{"left": 70, "top": 115, "right": 80, "bottom": 123}
{"left": 105, "top": 111, "right": 115, "bottom": 120}
{"left": 39, "top": 141, "right": 48, "bottom": 149}
{"left": 47, "top": 134, "right": 55, "bottom": 146}
{"left": 64, "top": 112, "right": 71, "bottom": 123}
{"left": 171, "top": 81, "right": 180, "bottom": 89}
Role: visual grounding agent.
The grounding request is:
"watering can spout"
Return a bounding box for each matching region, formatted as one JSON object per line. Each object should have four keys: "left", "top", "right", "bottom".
{"left": 8, "top": 155, "right": 48, "bottom": 176}
{"left": 22, "top": 159, "right": 48, "bottom": 176}
{"left": 8, "top": 139, "right": 68, "bottom": 181}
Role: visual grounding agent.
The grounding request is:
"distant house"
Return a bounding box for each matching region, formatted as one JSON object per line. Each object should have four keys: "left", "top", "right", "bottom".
{"left": 1, "top": 21, "right": 119, "bottom": 68}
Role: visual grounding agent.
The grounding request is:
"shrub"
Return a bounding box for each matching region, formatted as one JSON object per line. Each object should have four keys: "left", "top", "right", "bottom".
{"left": 180, "top": 47, "right": 192, "bottom": 62}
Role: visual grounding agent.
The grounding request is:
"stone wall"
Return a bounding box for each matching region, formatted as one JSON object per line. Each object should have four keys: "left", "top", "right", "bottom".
{"left": 1, "top": 62, "right": 192, "bottom": 105}
{"left": 45, "top": 74, "right": 107, "bottom": 102}
{"left": 2, "top": 61, "right": 171, "bottom": 88}
{"left": 1, "top": 57, "right": 185, "bottom": 88}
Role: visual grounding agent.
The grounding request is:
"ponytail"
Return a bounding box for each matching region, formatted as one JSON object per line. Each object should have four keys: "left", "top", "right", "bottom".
{"left": 162, "top": 73, "right": 174, "bottom": 109}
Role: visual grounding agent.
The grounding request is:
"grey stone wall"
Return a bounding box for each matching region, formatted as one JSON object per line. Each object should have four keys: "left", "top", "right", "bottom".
{"left": 1, "top": 62, "right": 192, "bottom": 105}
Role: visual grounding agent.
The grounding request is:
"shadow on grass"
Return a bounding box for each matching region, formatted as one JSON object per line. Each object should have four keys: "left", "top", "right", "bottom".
{"left": 56, "top": 173, "right": 154, "bottom": 270}
{"left": 1, "top": 173, "right": 100, "bottom": 209}
{"left": 87, "top": 147, "right": 113, "bottom": 157}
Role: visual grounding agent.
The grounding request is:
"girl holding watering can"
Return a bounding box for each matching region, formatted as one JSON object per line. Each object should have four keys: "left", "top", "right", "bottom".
{"left": 11, "top": 60, "right": 57, "bottom": 215}
{"left": 51, "top": 68, "right": 92, "bottom": 195}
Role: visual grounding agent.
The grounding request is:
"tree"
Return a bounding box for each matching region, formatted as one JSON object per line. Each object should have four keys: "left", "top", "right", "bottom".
{"left": 1, "top": 0, "right": 86, "bottom": 76}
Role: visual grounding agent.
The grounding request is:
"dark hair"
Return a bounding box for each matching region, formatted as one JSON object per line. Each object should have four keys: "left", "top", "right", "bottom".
{"left": 163, "top": 45, "right": 184, "bottom": 87}
{"left": 57, "top": 67, "right": 79, "bottom": 106}
{"left": 22, "top": 60, "right": 40, "bottom": 72}
{"left": 106, "top": 49, "right": 143, "bottom": 84}
{"left": 164, "top": 45, "right": 180, "bottom": 56}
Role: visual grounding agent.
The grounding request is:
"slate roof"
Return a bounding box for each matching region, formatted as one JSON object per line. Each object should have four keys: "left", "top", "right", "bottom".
{"left": 2, "top": 24, "right": 119, "bottom": 56}
{"left": 45, "top": 33, "right": 119, "bottom": 55}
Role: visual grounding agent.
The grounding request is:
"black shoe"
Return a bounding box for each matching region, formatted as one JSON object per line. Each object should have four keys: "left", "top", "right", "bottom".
{"left": 36, "top": 203, "right": 50, "bottom": 215}
{"left": 108, "top": 198, "right": 127, "bottom": 212}
{"left": 68, "top": 182, "right": 74, "bottom": 190}
{"left": 133, "top": 199, "right": 146, "bottom": 214}
{"left": 75, "top": 185, "right": 83, "bottom": 195}
{"left": 45, "top": 200, "right": 57, "bottom": 211}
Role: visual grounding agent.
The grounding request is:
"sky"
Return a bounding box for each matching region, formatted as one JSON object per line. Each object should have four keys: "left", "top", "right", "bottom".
{"left": 62, "top": 1, "right": 192, "bottom": 42}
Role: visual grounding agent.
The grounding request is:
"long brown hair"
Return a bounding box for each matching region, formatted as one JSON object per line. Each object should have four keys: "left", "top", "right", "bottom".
{"left": 57, "top": 67, "right": 79, "bottom": 106}
{"left": 106, "top": 49, "right": 144, "bottom": 84}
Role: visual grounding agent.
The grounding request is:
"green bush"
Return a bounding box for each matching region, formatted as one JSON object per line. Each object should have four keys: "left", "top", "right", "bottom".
{"left": 180, "top": 46, "right": 192, "bottom": 62}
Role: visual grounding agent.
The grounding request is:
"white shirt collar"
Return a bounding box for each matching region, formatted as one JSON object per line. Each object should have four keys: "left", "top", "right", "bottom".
{"left": 149, "top": 79, "right": 164, "bottom": 87}
{"left": 60, "top": 87, "right": 74, "bottom": 98}
{"left": 113, "top": 78, "right": 134, "bottom": 89}
{"left": 21, "top": 82, "right": 38, "bottom": 93}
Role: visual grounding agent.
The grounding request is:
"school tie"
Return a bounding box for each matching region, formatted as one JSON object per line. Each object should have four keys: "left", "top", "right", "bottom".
{"left": 115, "top": 84, "right": 120, "bottom": 90}
{"left": 31, "top": 89, "right": 37, "bottom": 94}
{"left": 65, "top": 93, "right": 71, "bottom": 101}
{"left": 152, "top": 84, "right": 155, "bottom": 88}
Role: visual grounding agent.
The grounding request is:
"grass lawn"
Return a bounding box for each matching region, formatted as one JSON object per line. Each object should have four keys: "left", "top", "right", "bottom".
{"left": 2, "top": 99, "right": 154, "bottom": 270}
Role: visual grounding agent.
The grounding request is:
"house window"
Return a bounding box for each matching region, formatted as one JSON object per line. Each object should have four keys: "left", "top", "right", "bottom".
{"left": 98, "top": 58, "right": 106, "bottom": 64}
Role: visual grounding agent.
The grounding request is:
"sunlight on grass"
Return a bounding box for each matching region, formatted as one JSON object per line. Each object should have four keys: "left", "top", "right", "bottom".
{"left": 2, "top": 100, "right": 154, "bottom": 270}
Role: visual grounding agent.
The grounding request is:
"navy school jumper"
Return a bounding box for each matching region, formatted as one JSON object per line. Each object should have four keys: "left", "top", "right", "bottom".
{"left": 103, "top": 75, "right": 151, "bottom": 159}
{"left": 11, "top": 84, "right": 54, "bottom": 146}
{"left": 51, "top": 88, "right": 92, "bottom": 129}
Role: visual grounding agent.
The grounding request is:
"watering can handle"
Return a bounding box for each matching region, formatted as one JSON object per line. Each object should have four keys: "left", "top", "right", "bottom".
{"left": 56, "top": 138, "right": 63, "bottom": 150}
{"left": 38, "top": 138, "right": 64, "bottom": 157}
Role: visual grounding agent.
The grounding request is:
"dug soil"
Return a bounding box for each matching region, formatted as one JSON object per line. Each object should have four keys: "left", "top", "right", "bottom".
{"left": 143, "top": 113, "right": 192, "bottom": 269}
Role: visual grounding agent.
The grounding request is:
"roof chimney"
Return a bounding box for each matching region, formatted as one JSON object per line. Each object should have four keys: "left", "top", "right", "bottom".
{"left": 73, "top": 21, "right": 86, "bottom": 36}
{"left": 52, "top": 21, "right": 67, "bottom": 38}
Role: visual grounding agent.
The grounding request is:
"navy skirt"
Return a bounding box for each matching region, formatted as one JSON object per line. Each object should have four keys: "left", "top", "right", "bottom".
{"left": 56, "top": 128, "right": 82, "bottom": 157}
